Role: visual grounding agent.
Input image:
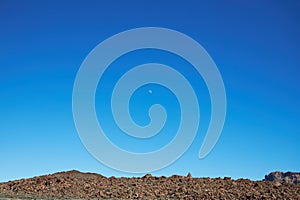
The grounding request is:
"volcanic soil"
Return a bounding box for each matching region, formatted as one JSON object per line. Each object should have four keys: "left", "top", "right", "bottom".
{"left": 0, "top": 170, "right": 299, "bottom": 199}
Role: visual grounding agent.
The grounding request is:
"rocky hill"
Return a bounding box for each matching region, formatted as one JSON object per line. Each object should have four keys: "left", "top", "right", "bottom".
{"left": 0, "top": 170, "right": 299, "bottom": 199}
{"left": 264, "top": 171, "right": 300, "bottom": 184}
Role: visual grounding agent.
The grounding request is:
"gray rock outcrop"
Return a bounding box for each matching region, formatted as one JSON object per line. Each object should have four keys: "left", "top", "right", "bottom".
{"left": 264, "top": 171, "right": 300, "bottom": 184}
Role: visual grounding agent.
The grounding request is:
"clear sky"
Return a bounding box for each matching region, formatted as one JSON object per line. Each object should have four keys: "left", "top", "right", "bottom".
{"left": 0, "top": 0, "right": 299, "bottom": 182}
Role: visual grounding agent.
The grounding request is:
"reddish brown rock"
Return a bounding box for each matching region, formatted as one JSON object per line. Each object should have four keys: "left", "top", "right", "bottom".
{"left": 0, "top": 170, "right": 299, "bottom": 199}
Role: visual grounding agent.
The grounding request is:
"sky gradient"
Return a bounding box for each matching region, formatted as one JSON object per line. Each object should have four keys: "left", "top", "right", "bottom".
{"left": 1, "top": 0, "right": 300, "bottom": 182}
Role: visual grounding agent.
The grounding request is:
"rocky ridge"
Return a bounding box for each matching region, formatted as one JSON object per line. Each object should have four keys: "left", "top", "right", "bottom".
{"left": 0, "top": 170, "right": 299, "bottom": 199}
{"left": 264, "top": 171, "right": 300, "bottom": 184}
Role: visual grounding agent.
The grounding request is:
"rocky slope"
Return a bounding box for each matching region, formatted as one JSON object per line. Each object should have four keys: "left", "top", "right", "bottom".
{"left": 0, "top": 170, "right": 300, "bottom": 199}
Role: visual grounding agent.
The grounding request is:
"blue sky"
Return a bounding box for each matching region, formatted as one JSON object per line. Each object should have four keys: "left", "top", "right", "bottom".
{"left": 1, "top": 0, "right": 300, "bottom": 182}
